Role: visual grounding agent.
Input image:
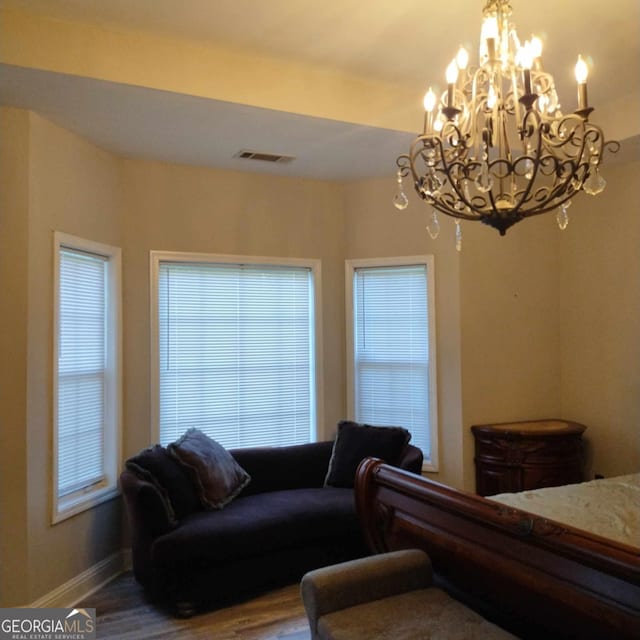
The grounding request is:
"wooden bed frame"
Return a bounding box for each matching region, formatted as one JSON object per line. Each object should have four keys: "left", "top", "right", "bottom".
{"left": 355, "top": 458, "right": 640, "bottom": 640}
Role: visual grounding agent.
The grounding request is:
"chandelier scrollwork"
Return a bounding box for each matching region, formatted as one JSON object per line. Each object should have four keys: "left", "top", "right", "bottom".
{"left": 394, "top": 0, "right": 620, "bottom": 240}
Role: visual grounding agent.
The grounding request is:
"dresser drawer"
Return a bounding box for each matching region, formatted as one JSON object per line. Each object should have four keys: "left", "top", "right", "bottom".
{"left": 472, "top": 420, "right": 586, "bottom": 496}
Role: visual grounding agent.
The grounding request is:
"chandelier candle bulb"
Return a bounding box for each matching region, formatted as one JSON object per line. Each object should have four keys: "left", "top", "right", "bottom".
{"left": 531, "top": 36, "right": 543, "bottom": 70}
{"left": 575, "top": 55, "right": 589, "bottom": 110}
{"left": 456, "top": 46, "right": 470, "bottom": 89}
{"left": 521, "top": 42, "right": 534, "bottom": 95}
{"left": 487, "top": 37, "right": 496, "bottom": 62}
{"left": 423, "top": 87, "right": 437, "bottom": 133}
{"left": 481, "top": 16, "right": 499, "bottom": 62}
{"left": 523, "top": 68, "right": 532, "bottom": 96}
{"left": 446, "top": 60, "right": 458, "bottom": 107}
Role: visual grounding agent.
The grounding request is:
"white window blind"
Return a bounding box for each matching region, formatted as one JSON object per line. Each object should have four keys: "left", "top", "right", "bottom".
{"left": 57, "top": 248, "right": 108, "bottom": 498}
{"left": 158, "top": 261, "right": 315, "bottom": 448}
{"left": 351, "top": 261, "right": 436, "bottom": 465}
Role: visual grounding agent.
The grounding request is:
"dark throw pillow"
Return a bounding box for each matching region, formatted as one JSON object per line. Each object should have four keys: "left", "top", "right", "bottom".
{"left": 168, "top": 428, "right": 251, "bottom": 510}
{"left": 125, "top": 444, "right": 200, "bottom": 524}
{"left": 324, "top": 420, "right": 411, "bottom": 488}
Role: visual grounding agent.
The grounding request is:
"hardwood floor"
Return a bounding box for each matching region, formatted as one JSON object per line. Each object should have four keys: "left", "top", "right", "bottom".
{"left": 78, "top": 572, "right": 311, "bottom": 640}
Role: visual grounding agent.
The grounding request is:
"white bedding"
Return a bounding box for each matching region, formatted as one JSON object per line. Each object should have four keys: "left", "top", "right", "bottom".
{"left": 489, "top": 473, "right": 640, "bottom": 549}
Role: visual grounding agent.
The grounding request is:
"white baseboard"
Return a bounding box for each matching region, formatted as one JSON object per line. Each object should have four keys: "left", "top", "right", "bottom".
{"left": 29, "top": 550, "right": 126, "bottom": 608}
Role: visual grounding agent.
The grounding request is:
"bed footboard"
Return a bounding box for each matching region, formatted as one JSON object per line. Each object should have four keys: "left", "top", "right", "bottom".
{"left": 355, "top": 458, "right": 640, "bottom": 640}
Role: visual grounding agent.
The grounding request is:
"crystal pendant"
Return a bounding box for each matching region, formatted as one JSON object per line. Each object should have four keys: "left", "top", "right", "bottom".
{"left": 393, "top": 170, "right": 409, "bottom": 210}
{"left": 583, "top": 168, "right": 606, "bottom": 196}
{"left": 524, "top": 145, "right": 534, "bottom": 180}
{"left": 421, "top": 171, "right": 443, "bottom": 197}
{"left": 556, "top": 200, "right": 571, "bottom": 230}
{"left": 570, "top": 174, "right": 583, "bottom": 191}
{"left": 393, "top": 190, "right": 409, "bottom": 210}
{"left": 474, "top": 162, "right": 493, "bottom": 193}
{"left": 426, "top": 209, "right": 440, "bottom": 240}
{"left": 455, "top": 220, "right": 462, "bottom": 252}
{"left": 524, "top": 158, "right": 534, "bottom": 180}
{"left": 462, "top": 180, "right": 471, "bottom": 203}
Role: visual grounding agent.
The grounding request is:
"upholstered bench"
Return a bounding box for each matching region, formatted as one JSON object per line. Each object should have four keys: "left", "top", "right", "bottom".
{"left": 301, "top": 549, "right": 518, "bottom": 640}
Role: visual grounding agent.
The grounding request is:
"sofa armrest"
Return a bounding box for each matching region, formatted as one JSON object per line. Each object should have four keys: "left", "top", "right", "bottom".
{"left": 120, "top": 469, "right": 174, "bottom": 584}
{"left": 301, "top": 549, "right": 432, "bottom": 637}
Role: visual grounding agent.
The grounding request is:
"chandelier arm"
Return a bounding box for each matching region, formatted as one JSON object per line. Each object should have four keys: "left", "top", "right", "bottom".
{"left": 470, "top": 66, "right": 492, "bottom": 157}
{"left": 602, "top": 139, "right": 622, "bottom": 159}
{"left": 396, "top": 154, "right": 411, "bottom": 178}
{"left": 510, "top": 68, "right": 523, "bottom": 136}
{"left": 522, "top": 156, "right": 580, "bottom": 216}
{"left": 519, "top": 189, "right": 577, "bottom": 218}
{"left": 498, "top": 104, "right": 514, "bottom": 202}
{"left": 513, "top": 108, "right": 543, "bottom": 213}
{"left": 408, "top": 136, "right": 434, "bottom": 193}
{"left": 543, "top": 119, "right": 593, "bottom": 195}
{"left": 443, "top": 161, "right": 478, "bottom": 217}
{"left": 580, "top": 123, "right": 621, "bottom": 165}
{"left": 541, "top": 115, "right": 590, "bottom": 156}
{"left": 430, "top": 199, "right": 480, "bottom": 222}
{"left": 586, "top": 126, "right": 605, "bottom": 160}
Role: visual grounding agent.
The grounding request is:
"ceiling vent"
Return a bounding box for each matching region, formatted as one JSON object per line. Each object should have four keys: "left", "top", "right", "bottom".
{"left": 234, "top": 150, "right": 296, "bottom": 164}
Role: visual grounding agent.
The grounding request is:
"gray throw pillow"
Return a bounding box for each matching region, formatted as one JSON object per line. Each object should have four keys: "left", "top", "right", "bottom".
{"left": 168, "top": 428, "right": 251, "bottom": 510}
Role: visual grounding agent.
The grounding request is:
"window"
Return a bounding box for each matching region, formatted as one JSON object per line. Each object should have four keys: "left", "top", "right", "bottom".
{"left": 150, "top": 252, "right": 322, "bottom": 448}
{"left": 346, "top": 256, "right": 438, "bottom": 470}
{"left": 53, "top": 232, "right": 121, "bottom": 522}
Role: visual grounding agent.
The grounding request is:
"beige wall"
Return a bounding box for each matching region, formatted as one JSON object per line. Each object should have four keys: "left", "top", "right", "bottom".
{"left": 559, "top": 160, "right": 640, "bottom": 477}
{"left": 119, "top": 159, "right": 347, "bottom": 459}
{"left": 0, "top": 109, "right": 123, "bottom": 604}
{"left": 459, "top": 218, "right": 562, "bottom": 488}
{"left": 0, "top": 108, "right": 30, "bottom": 605}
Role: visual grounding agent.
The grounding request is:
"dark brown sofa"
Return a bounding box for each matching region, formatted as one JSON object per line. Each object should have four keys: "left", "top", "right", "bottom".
{"left": 120, "top": 438, "right": 423, "bottom": 615}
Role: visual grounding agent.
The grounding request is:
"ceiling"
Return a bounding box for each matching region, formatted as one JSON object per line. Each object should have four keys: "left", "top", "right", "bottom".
{"left": 1, "top": 0, "right": 639, "bottom": 180}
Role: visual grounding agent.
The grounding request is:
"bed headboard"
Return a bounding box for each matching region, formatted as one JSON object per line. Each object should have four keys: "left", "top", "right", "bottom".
{"left": 355, "top": 457, "right": 640, "bottom": 640}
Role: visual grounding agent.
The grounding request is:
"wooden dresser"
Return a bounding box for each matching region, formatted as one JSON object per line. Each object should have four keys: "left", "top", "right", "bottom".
{"left": 472, "top": 419, "right": 586, "bottom": 496}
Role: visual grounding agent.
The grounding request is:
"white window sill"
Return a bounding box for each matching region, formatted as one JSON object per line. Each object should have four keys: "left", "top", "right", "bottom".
{"left": 52, "top": 485, "right": 119, "bottom": 524}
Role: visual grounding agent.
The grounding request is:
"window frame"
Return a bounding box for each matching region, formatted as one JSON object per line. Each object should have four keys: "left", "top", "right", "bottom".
{"left": 345, "top": 255, "right": 438, "bottom": 472}
{"left": 52, "top": 232, "right": 122, "bottom": 523}
{"left": 149, "top": 251, "right": 324, "bottom": 446}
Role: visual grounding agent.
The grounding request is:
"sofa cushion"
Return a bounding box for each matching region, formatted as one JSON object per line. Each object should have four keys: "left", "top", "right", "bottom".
{"left": 168, "top": 428, "right": 251, "bottom": 510}
{"left": 150, "top": 487, "right": 360, "bottom": 569}
{"left": 125, "top": 444, "right": 200, "bottom": 522}
{"left": 325, "top": 421, "right": 411, "bottom": 488}
{"left": 231, "top": 441, "right": 335, "bottom": 496}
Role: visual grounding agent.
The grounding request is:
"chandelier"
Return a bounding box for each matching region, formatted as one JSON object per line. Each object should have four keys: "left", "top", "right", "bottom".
{"left": 394, "top": 0, "right": 619, "bottom": 244}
